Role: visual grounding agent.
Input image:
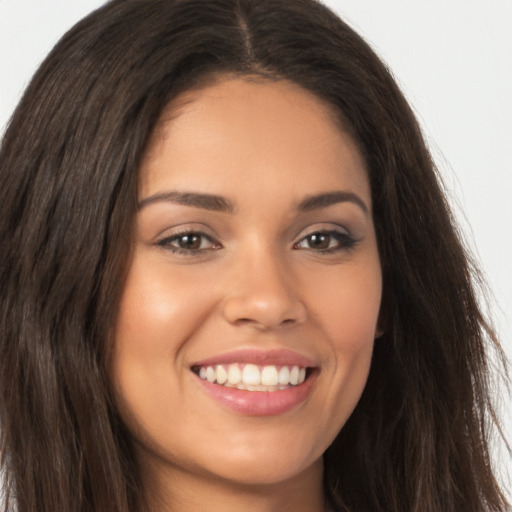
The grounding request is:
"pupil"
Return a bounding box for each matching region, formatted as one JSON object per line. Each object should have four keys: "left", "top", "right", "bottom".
{"left": 309, "top": 233, "right": 329, "bottom": 249}
{"left": 179, "top": 234, "right": 201, "bottom": 249}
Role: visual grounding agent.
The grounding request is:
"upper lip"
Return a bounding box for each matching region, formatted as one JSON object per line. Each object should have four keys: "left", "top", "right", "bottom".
{"left": 191, "top": 348, "right": 317, "bottom": 368}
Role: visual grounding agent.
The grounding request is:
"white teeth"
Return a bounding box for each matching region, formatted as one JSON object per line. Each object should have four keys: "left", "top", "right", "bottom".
{"left": 278, "top": 366, "right": 290, "bottom": 385}
{"left": 206, "top": 366, "right": 216, "bottom": 383}
{"left": 290, "top": 366, "right": 300, "bottom": 385}
{"left": 227, "top": 364, "right": 242, "bottom": 385}
{"left": 196, "top": 363, "right": 308, "bottom": 390}
{"left": 261, "top": 365, "right": 279, "bottom": 386}
{"left": 216, "top": 365, "right": 228, "bottom": 384}
{"left": 242, "top": 364, "right": 261, "bottom": 385}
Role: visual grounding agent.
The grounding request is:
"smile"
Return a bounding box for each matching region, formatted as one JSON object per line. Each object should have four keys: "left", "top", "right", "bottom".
{"left": 190, "top": 349, "right": 318, "bottom": 415}
{"left": 193, "top": 363, "right": 308, "bottom": 391}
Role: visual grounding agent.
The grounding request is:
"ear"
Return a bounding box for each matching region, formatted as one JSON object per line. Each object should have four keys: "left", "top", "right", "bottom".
{"left": 374, "top": 289, "right": 390, "bottom": 339}
{"left": 374, "top": 327, "right": 385, "bottom": 339}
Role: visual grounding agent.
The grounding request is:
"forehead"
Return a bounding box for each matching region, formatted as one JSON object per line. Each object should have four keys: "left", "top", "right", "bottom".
{"left": 140, "top": 77, "right": 370, "bottom": 207}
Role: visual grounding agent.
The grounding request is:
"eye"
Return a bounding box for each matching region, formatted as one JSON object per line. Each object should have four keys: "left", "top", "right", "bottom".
{"left": 294, "top": 230, "right": 357, "bottom": 253}
{"left": 157, "top": 231, "right": 220, "bottom": 254}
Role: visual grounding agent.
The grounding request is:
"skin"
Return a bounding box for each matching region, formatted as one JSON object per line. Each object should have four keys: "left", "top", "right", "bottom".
{"left": 112, "top": 77, "right": 382, "bottom": 512}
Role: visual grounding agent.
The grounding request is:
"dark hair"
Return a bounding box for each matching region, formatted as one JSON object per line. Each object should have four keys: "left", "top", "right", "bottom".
{"left": 0, "top": 0, "right": 509, "bottom": 511}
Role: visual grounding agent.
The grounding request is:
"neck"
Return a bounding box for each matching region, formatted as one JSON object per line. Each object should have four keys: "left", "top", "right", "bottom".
{"left": 139, "top": 455, "right": 325, "bottom": 512}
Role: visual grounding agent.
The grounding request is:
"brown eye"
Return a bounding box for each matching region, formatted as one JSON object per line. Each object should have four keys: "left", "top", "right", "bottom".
{"left": 306, "top": 233, "right": 331, "bottom": 250}
{"left": 294, "top": 230, "right": 357, "bottom": 252}
{"left": 157, "top": 232, "right": 220, "bottom": 254}
{"left": 176, "top": 234, "right": 202, "bottom": 250}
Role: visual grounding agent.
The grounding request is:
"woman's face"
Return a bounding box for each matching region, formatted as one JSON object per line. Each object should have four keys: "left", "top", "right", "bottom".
{"left": 112, "top": 78, "right": 382, "bottom": 489}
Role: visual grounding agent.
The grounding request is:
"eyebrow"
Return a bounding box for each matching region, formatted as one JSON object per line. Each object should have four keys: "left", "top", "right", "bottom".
{"left": 138, "top": 191, "right": 235, "bottom": 213}
{"left": 298, "top": 191, "right": 369, "bottom": 215}
{"left": 138, "top": 189, "right": 369, "bottom": 215}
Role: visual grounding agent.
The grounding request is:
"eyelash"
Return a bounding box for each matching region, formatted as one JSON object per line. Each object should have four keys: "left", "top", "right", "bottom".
{"left": 157, "top": 230, "right": 220, "bottom": 255}
{"left": 293, "top": 230, "right": 358, "bottom": 254}
{"left": 156, "top": 229, "right": 358, "bottom": 256}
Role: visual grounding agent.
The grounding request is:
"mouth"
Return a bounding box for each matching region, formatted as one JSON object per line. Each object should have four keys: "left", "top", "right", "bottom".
{"left": 190, "top": 349, "right": 318, "bottom": 415}
{"left": 191, "top": 363, "right": 313, "bottom": 392}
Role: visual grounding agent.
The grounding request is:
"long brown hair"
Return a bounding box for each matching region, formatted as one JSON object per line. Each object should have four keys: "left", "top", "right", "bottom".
{"left": 0, "top": 1, "right": 509, "bottom": 511}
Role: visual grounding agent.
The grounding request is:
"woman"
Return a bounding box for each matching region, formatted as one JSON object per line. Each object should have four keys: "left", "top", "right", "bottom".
{"left": 0, "top": 0, "right": 509, "bottom": 511}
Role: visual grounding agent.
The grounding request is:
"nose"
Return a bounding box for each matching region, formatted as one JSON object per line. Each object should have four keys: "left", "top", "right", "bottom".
{"left": 221, "top": 249, "right": 307, "bottom": 331}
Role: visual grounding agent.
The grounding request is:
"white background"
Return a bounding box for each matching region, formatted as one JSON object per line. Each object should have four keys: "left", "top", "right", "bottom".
{"left": 1, "top": 0, "right": 511, "bottom": 496}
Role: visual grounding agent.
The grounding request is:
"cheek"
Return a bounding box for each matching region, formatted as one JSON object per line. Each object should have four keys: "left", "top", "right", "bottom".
{"left": 330, "top": 264, "right": 381, "bottom": 382}
{"left": 111, "top": 256, "right": 207, "bottom": 421}
{"left": 115, "top": 255, "right": 213, "bottom": 360}
{"left": 303, "top": 257, "right": 381, "bottom": 430}
{"left": 306, "top": 257, "right": 382, "bottom": 346}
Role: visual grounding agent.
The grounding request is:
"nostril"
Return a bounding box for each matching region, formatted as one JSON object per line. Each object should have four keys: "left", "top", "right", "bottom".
{"left": 232, "top": 316, "right": 300, "bottom": 330}
{"left": 221, "top": 289, "right": 307, "bottom": 330}
{"left": 235, "top": 317, "right": 254, "bottom": 325}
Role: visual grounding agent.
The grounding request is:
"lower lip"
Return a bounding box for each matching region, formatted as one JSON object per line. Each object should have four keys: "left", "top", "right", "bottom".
{"left": 195, "top": 373, "right": 317, "bottom": 416}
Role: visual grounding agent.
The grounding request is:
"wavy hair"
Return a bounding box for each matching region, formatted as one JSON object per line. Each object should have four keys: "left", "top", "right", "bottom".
{"left": 0, "top": 0, "right": 509, "bottom": 510}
